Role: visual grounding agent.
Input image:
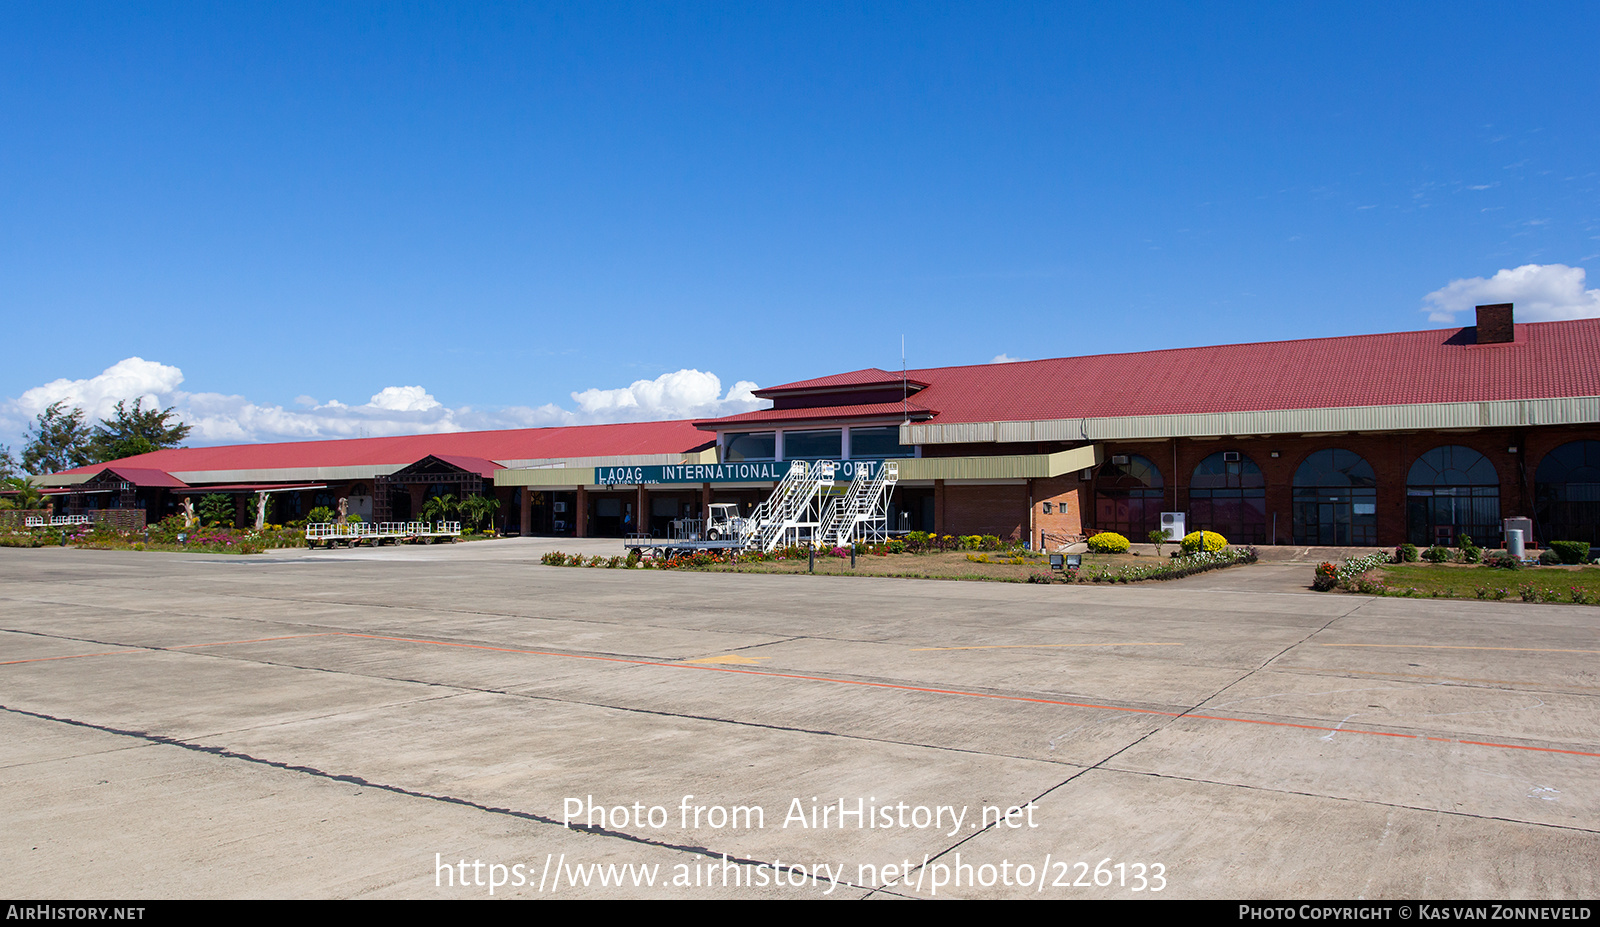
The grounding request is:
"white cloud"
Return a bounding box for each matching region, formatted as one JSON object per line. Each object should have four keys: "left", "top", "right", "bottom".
{"left": 1423, "top": 264, "right": 1600, "bottom": 323}
{"left": 14, "top": 357, "right": 184, "bottom": 422}
{"left": 2, "top": 359, "right": 767, "bottom": 449}
{"left": 570, "top": 369, "right": 762, "bottom": 422}
{"left": 990, "top": 353, "right": 1027, "bottom": 364}
{"left": 368, "top": 385, "right": 442, "bottom": 412}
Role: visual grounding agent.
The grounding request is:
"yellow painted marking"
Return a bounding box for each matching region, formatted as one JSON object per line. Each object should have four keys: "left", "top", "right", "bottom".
{"left": 912, "top": 643, "right": 1183, "bottom": 652}
{"left": 682, "top": 654, "right": 768, "bottom": 665}
{"left": 1319, "top": 644, "right": 1600, "bottom": 655}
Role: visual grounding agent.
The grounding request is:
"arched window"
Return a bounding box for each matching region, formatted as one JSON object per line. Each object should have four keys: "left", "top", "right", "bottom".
{"left": 1292, "top": 449, "right": 1377, "bottom": 545}
{"left": 1406, "top": 446, "right": 1500, "bottom": 547}
{"left": 1535, "top": 440, "right": 1600, "bottom": 546}
{"left": 1094, "top": 455, "right": 1163, "bottom": 538}
{"left": 1189, "top": 451, "right": 1267, "bottom": 544}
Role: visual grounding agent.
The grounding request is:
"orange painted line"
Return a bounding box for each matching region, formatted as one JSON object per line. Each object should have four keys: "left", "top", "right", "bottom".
{"left": 339, "top": 633, "right": 1600, "bottom": 759}
{"left": 169, "top": 633, "right": 339, "bottom": 649}
{"left": 0, "top": 648, "right": 148, "bottom": 665}
{"left": 21, "top": 629, "right": 1595, "bottom": 760}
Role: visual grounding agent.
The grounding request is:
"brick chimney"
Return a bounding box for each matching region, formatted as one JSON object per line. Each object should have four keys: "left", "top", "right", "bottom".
{"left": 1475, "top": 303, "right": 1514, "bottom": 344}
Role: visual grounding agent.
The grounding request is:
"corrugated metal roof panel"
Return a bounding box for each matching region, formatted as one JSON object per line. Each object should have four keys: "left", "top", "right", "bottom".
{"left": 722, "top": 319, "right": 1600, "bottom": 432}
{"left": 46, "top": 420, "right": 711, "bottom": 482}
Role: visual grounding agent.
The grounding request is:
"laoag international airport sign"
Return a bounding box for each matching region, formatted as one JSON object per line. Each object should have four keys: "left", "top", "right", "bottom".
{"left": 594, "top": 459, "right": 887, "bottom": 486}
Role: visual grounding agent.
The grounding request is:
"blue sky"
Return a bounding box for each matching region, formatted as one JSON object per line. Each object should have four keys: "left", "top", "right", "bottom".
{"left": 3, "top": 2, "right": 1598, "bottom": 452}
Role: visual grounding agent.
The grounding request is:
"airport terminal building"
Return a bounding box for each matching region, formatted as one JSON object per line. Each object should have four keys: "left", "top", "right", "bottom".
{"left": 38, "top": 304, "right": 1600, "bottom": 548}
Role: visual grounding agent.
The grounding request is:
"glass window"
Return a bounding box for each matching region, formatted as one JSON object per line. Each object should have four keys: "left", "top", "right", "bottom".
{"left": 1094, "top": 454, "right": 1164, "bottom": 537}
{"left": 1535, "top": 440, "right": 1600, "bottom": 546}
{"left": 1189, "top": 451, "right": 1267, "bottom": 544}
{"left": 1292, "top": 449, "right": 1377, "bottom": 546}
{"left": 1406, "top": 446, "right": 1500, "bottom": 547}
{"left": 848, "top": 426, "right": 913, "bottom": 458}
{"left": 784, "top": 429, "right": 842, "bottom": 460}
{"left": 723, "top": 432, "right": 776, "bottom": 461}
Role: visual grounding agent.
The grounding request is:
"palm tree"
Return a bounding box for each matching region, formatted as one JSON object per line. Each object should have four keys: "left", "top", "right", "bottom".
{"left": 459, "top": 494, "right": 501, "bottom": 535}
{"left": 421, "top": 493, "right": 458, "bottom": 526}
{"left": 1, "top": 476, "right": 49, "bottom": 511}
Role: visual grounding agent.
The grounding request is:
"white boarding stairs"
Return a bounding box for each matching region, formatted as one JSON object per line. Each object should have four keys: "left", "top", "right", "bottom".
{"left": 816, "top": 460, "right": 899, "bottom": 547}
{"left": 741, "top": 460, "right": 837, "bottom": 552}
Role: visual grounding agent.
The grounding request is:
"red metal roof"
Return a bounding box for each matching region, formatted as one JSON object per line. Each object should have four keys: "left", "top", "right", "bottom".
{"left": 752, "top": 368, "right": 928, "bottom": 396}
{"left": 101, "top": 466, "right": 190, "bottom": 488}
{"left": 50, "top": 420, "right": 713, "bottom": 478}
{"left": 427, "top": 454, "right": 504, "bottom": 478}
{"left": 699, "top": 400, "right": 936, "bottom": 427}
{"left": 707, "top": 320, "right": 1600, "bottom": 428}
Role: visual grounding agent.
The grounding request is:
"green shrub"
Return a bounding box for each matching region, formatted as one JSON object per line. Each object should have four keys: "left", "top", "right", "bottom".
{"left": 1397, "top": 543, "right": 1419, "bottom": 563}
{"left": 1550, "top": 540, "right": 1590, "bottom": 565}
{"left": 1422, "top": 545, "right": 1452, "bottom": 563}
{"left": 1181, "top": 530, "right": 1226, "bottom": 553}
{"left": 1086, "top": 531, "right": 1131, "bottom": 553}
{"left": 1484, "top": 551, "right": 1521, "bottom": 570}
{"left": 1538, "top": 548, "right": 1562, "bottom": 565}
{"left": 1458, "top": 534, "right": 1481, "bottom": 564}
{"left": 197, "top": 493, "right": 236, "bottom": 528}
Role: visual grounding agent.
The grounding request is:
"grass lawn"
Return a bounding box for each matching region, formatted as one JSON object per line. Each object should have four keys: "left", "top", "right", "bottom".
{"left": 1374, "top": 562, "right": 1600, "bottom": 603}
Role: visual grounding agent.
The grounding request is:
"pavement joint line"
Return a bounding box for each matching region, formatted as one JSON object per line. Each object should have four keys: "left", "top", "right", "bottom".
{"left": 4, "top": 625, "right": 1101, "bottom": 765}
{"left": 0, "top": 702, "right": 872, "bottom": 888}
{"left": 5, "top": 584, "right": 861, "bottom": 649}
{"left": 1319, "top": 643, "right": 1600, "bottom": 654}
{"left": 12, "top": 623, "right": 1599, "bottom": 761}
{"left": 1, "top": 647, "right": 150, "bottom": 665}
{"left": 1278, "top": 665, "right": 1600, "bottom": 692}
{"left": 344, "top": 631, "right": 1600, "bottom": 760}
{"left": 1090, "top": 765, "right": 1600, "bottom": 836}
{"left": 910, "top": 642, "right": 1184, "bottom": 651}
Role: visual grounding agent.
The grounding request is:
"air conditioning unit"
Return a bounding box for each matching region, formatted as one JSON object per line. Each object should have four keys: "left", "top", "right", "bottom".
{"left": 1223, "top": 451, "right": 1240, "bottom": 462}
{"left": 1111, "top": 455, "right": 1129, "bottom": 465}
{"left": 1159, "top": 512, "right": 1186, "bottom": 541}
{"left": 553, "top": 501, "right": 567, "bottom": 513}
{"left": 553, "top": 520, "right": 568, "bottom": 532}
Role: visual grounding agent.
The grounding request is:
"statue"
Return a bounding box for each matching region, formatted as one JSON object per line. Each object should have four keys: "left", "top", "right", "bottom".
{"left": 180, "top": 496, "right": 196, "bottom": 529}
{"left": 255, "top": 492, "right": 269, "bottom": 530}
{"left": 336, "top": 496, "right": 349, "bottom": 525}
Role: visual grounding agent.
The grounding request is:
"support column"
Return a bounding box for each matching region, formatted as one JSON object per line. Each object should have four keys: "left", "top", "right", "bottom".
{"left": 636, "top": 484, "right": 647, "bottom": 537}
{"left": 702, "top": 483, "right": 712, "bottom": 519}
{"left": 576, "top": 486, "right": 588, "bottom": 538}
{"left": 934, "top": 479, "right": 946, "bottom": 536}
{"left": 519, "top": 488, "right": 531, "bottom": 537}
{"left": 1027, "top": 478, "right": 1036, "bottom": 550}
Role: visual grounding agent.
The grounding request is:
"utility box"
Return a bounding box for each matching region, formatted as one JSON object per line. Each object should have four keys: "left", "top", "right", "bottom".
{"left": 1503, "top": 517, "right": 1533, "bottom": 547}
{"left": 1159, "top": 512, "right": 1186, "bottom": 542}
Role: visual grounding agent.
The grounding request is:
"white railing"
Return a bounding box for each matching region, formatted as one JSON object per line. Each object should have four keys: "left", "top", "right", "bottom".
{"left": 25, "top": 515, "right": 90, "bottom": 527}
{"left": 304, "top": 520, "right": 462, "bottom": 543}
{"left": 816, "top": 460, "right": 898, "bottom": 547}
{"left": 742, "top": 460, "right": 837, "bottom": 552}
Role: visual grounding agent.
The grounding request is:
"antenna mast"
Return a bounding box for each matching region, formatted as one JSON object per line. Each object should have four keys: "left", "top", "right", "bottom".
{"left": 901, "top": 335, "right": 908, "bottom": 424}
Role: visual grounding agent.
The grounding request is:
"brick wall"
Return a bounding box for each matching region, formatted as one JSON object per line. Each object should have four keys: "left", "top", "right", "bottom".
{"left": 941, "top": 483, "right": 1028, "bottom": 540}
